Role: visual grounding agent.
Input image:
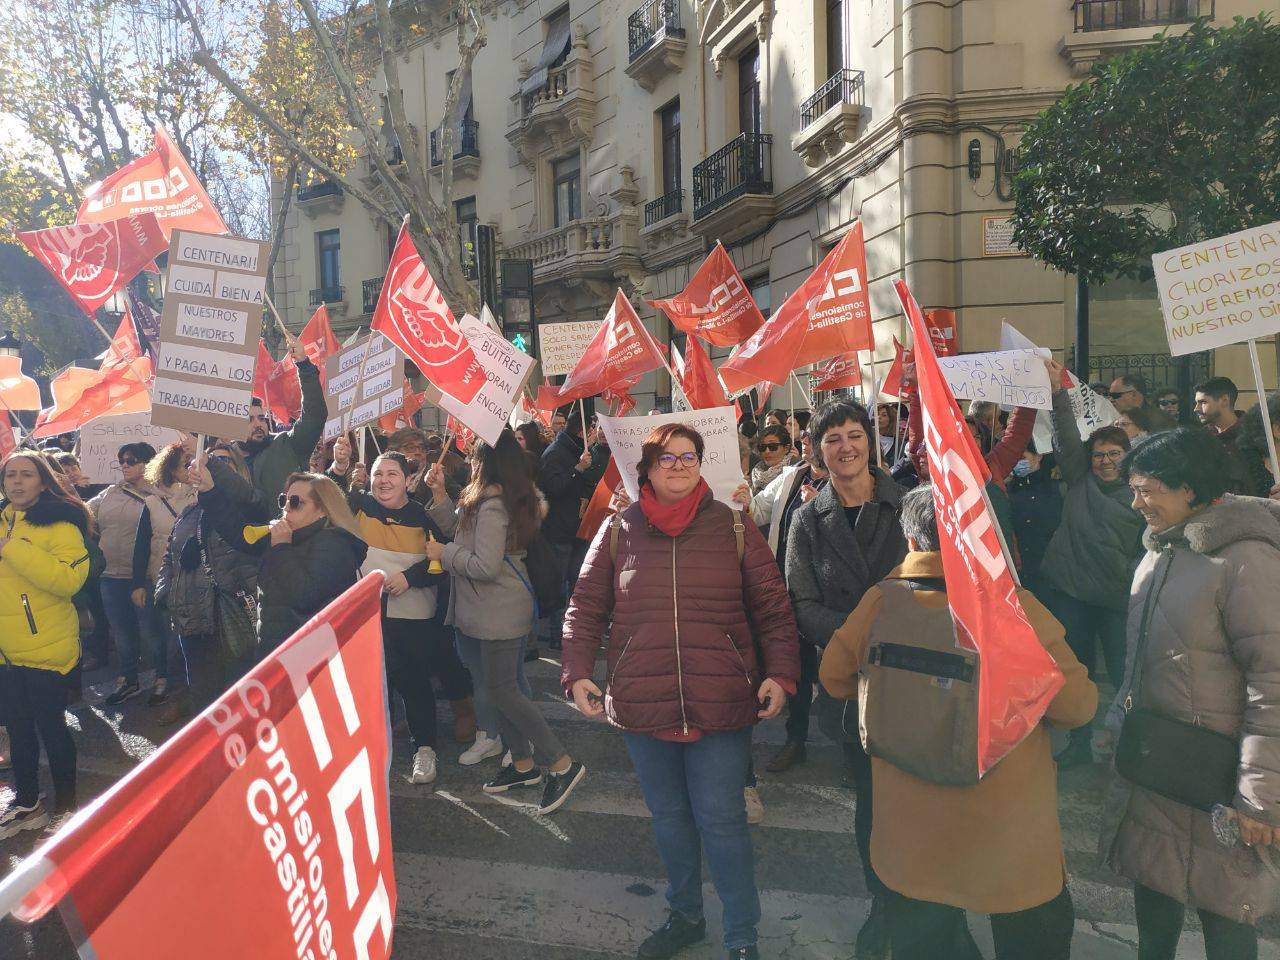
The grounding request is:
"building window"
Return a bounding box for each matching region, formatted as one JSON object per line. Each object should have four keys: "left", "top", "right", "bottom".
{"left": 456, "top": 196, "right": 478, "bottom": 279}
{"left": 826, "top": 0, "right": 844, "bottom": 76}
{"left": 317, "top": 229, "right": 341, "bottom": 291}
{"left": 748, "top": 274, "right": 770, "bottom": 318}
{"left": 659, "top": 99, "right": 681, "bottom": 196}
{"left": 553, "top": 153, "right": 582, "bottom": 227}
{"left": 738, "top": 44, "right": 761, "bottom": 136}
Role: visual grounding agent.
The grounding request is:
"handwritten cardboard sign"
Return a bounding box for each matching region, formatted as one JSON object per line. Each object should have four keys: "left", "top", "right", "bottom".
{"left": 322, "top": 333, "right": 407, "bottom": 439}
{"left": 936, "top": 349, "right": 1052, "bottom": 410}
{"left": 537, "top": 320, "right": 600, "bottom": 377}
{"left": 79, "top": 413, "right": 185, "bottom": 484}
{"left": 431, "top": 314, "right": 537, "bottom": 445}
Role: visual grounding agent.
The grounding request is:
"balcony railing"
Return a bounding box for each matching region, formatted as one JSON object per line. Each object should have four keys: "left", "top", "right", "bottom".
{"left": 296, "top": 180, "right": 343, "bottom": 203}
{"left": 1073, "top": 0, "right": 1210, "bottom": 31}
{"left": 800, "top": 68, "right": 866, "bottom": 128}
{"left": 692, "top": 133, "right": 773, "bottom": 221}
{"left": 522, "top": 62, "right": 573, "bottom": 114}
{"left": 644, "top": 189, "right": 683, "bottom": 227}
{"left": 628, "top": 0, "right": 683, "bottom": 62}
{"left": 430, "top": 119, "right": 480, "bottom": 167}
{"left": 310, "top": 285, "right": 345, "bottom": 307}
{"left": 505, "top": 216, "right": 621, "bottom": 271}
{"left": 362, "top": 276, "right": 384, "bottom": 314}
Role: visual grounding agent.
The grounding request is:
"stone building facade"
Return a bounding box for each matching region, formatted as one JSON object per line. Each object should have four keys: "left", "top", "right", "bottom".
{"left": 271, "top": 0, "right": 1273, "bottom": 417}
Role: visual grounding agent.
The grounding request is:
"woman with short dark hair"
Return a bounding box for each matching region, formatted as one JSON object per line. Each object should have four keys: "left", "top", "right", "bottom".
{"left": 749, "top": 424, "right": 793, "bottom": 495}
{"left": 563, "top": 422, "right": 799, "bottom": 960}
{"left": 1107, "top": 427, "right": 1280, "bottom": 958}
{"left": 785, "top": 398, "right": 907, "bottom": 955}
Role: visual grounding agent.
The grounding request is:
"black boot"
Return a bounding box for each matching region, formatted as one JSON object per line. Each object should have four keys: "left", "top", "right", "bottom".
{"left": 637, "top": 911, "right": 706, "bottom": 959}
{"left": 854, "top": 896, "right": 888, "bottom": 960}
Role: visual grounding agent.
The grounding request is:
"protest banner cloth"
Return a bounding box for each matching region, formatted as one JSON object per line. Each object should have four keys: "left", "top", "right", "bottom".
{"left": 254, "top": 341, "right": 304, "bottom": 426}
{"left": 430, "top": 314, "right": 537, "bottom": 445}
{"left": 547, "top": 290, "right": 667, "bottom": 406}
{"left": 372, "top": 224, "right": 485, "bottom": 405}
{"left": 935, "top": 349, "right": 1053, "bottom": 410}
{"left": 126, "top": 291, "right": 163, "bottom": 364}
{"left": 810, "top": 353, "right": 862, "bottom": 392}
{"left": 17, "top": 213, "right": 168, "bottom": 317}
{"left": 79, "top": 413, "right": 185, "bottom": 484}
{"left": 0, "top": 355, "right": 44, "bottom": 412}
{"left": 923, "top": 308, "right": 958, "bottom": 357}
{"left": 0, "top": 573, "right": 397, "bottom": 960}
{"left": 536, "top": 320, "right": 601, "bottom": 377}
{"left": 299, "top": 306, "right": 342, "bottom": 386}
{"left": 1152, "top": 222, "right": 1280, "bottom": 478}
{"left": 380, "top": 380, "right": 427, "bottom": 432}
{"left": 879, "top": 337, "right": 908, "bottom": 400}
{"left": 34, "top": 367, "right": 151, "bottom": 439}
{"left": 671, "top": 337, "right": 729, "bottom": 410}
{"left": 323, "top": 333, "right": 406, "bottom": 440}
{"left": 895, "top": 279, "right": 1065, "bottom": 778}
{"left": 577, "top": 457, "right": 624, "bottom": 542}
{"left": 648, "top": 241, "right": 765, "bottom": 347}
{"left": 152, "top": 230, "right": 270, "bottom": 440}
{"left": 1000, "top": 322, "right": 1118, "bottom": 449}
{"left": 78, "top": 127, "right": 228, "bottom": 238}
{"left": 598, "top": 406, "right": 744, "bottom": 505}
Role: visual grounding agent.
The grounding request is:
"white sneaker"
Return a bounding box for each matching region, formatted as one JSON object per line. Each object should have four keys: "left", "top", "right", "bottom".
{"left": 501, "top": 750, "right": 512, "bottom": 769}
{"left": 0, "top": 800, "right": 50, "bottom": 840}
{"left": 459, "top": 733, "right": 502, "bottom": 766}
{"left": 409, "top": 746, "right": 438, "bottom": 784}
{"left": 744, "top": 786, "right": 765, "bottom": 825}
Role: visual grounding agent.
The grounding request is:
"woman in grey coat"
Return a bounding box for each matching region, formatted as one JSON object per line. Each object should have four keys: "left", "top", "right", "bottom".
{"left": 1108, "top": 428, "right": 1280, "bottom": 959}
{"left": 427, "top": 429, "right": 586, "bottom": 815}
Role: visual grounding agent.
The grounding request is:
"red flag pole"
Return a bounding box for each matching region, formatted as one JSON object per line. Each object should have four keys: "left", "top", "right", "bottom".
{"left": 659, "top": 356, "right": 693, "bottom": 411}
{"left": 866, "top": 349, "right": 883, "bottom": 467}
{"left": 578, "top": 399, "right": 590, "bottom": 438}
{"left": 263, "top": 292, "right": 297, "bottom": 346}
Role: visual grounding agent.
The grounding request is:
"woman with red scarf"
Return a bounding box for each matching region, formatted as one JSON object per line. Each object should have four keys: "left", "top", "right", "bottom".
{"left": 562, "top": 423, "right": 800, "bottom": 960}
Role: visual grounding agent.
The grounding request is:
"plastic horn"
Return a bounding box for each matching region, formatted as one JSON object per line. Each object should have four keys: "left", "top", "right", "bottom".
{"left": 427, "top": 532, "right": 444, "bottom": 574}
{"left": 242, "top": 524, "right": 272, "bottom": 545}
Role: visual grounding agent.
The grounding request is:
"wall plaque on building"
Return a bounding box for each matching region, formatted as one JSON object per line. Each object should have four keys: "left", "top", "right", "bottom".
{"left": 982, "top": 216, "right": 1026, "bottom": 258}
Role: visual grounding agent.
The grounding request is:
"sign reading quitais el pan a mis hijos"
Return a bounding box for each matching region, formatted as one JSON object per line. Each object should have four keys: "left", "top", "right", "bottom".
{"left": 152, "top": 230, "right": 270, "bottom": 441}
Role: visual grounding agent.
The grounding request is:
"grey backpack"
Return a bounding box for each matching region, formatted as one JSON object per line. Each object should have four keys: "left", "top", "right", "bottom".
{"left": 857, "top": 578, "right": 982, "bottom": 786}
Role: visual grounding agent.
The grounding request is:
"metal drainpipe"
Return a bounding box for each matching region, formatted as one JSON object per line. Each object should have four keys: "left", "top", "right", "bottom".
{"left": 1075, "top": 274, "right": 1090, "bottom": 382}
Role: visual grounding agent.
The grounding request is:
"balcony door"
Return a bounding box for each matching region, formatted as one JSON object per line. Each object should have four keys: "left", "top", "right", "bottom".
{"left": 737, "top": 45, "right": 761, "bottom": 136}
{"left": 826, "top": 0, "right": 844, "bottom": 78}
{"left": 553, "top": 153, "right": 582, "bottom": 228}
{"left": 660, "top": 99, "right": 681, "bottom": 197}
{"left": 317, "top": 229, "right": 341, "bottom": 294}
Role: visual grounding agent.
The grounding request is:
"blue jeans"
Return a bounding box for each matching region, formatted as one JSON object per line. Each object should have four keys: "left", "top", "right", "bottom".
{"left": 623, "top": 728, "right": 761, "bottom": 950}
{"left": 100, "top": 578, "right": 169, "bottom": 684}
{"left": 454, "top": 631, "right": 531, "bottom": 739}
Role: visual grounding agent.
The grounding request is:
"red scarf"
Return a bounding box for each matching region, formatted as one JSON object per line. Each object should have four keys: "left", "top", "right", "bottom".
{"left": 639, "top": 477, "right": 709, "bottom": 537}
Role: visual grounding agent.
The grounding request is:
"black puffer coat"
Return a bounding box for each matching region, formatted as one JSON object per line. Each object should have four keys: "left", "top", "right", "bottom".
{"left": 155, "top": 503, "right": 258, "bottom": 637}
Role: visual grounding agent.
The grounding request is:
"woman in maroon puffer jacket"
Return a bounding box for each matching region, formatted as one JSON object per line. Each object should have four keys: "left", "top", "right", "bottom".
{"left": 562, "top": 423, "right": 800, "bottom": 960}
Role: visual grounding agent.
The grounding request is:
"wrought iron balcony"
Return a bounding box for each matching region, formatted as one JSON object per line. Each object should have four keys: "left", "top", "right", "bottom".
{"left": 628, "top": 0, "right": 683, "bottom": 62}
{"left": 430, "top": 119, "right": 480, "bottom": 167}
{"left": 644, "top": 189, "right": 683, "bottom": 227}
{"left": 800, "top": 69, "right": 865, "bottom": 128}
{"left": 310, "top": 285, "right": 345, "bottom": 307}
{"left": 692, "top": 133, "right": 772, "bottom": 221}
{"left": 296, "top": 180, "right": 343, "bottom": 203}
{"left": 362, "top": 276, "right": 384, "bottom": 314}
{"left": 1073, "top": 0, "right": 1210, "bottom": 31}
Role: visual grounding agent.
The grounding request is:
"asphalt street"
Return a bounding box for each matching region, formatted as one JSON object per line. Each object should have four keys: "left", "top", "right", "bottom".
{"left": 2, "top": 656, "right": 1277, "bottom": 959}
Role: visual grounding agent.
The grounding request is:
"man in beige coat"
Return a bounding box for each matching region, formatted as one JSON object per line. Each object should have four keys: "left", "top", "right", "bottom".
{"left": 820, "top": 483, "right": 1097, "bottom": 960}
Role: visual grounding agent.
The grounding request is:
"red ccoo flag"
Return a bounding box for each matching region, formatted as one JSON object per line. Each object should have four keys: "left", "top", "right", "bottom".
{"left": 372, "top": 224, "right": 486, "bottom": 404}
{"left": 924, "top": 308, "right": 958, "bottom": 357}
{"left": 648, "top": 241, "right": 764, "bottom": 347}
{"left": 577, "top": 457, "right": 624, "bottom": 542}
{"left": 879, "top": 336, "right": 910, "bottom": 400}
{"left": 379, "top": 379, "right": 426, "bottom": 432}
{"left": 789, "top": 221, "right": 875, "bottom": 368}
{"left": 550, "top": 289, "right": 667, "bottom": 405}
{"left": 894, "top": 279, "right": 1064, "bottom": 777}
{"left": 809, "top": 352, "right": 862, "bottom": 392}
{"left": 672, "top": 337, "right": 729, "bottom": 410}
{"left": 299, "top": 305, "right": 342, "bottom": 384}
{"left": 253, "top": 341, "right": 303, "bottom": 426}
{"left": 0, "top": 575, "right": 397, "bottom": 959}
{"left": 78, "top": 128, "right": 228, "bottom": 238}
{"left": 17, "top": 213, "right": 168, "bottom": 317}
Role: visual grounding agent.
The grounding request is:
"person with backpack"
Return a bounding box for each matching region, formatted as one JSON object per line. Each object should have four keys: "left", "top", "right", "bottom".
{"left": 819, "top": 484, "right": 1097, "bottom": 960}
{"left": 426, "top": 429, "right": 586, "bottom": 813}
{"left": 562, "top": 423, "right": 800, "bottom": 960}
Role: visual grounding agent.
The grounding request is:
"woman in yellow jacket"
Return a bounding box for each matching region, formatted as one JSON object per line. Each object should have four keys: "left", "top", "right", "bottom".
{"left": 0, "top": 452, "right": 92, "bottom": 839}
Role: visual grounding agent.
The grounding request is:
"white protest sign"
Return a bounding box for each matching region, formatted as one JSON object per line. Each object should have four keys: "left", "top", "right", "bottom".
{"left": 936, "top": 349, "right": 1053, "bottom": 410}
{"left": 537, "top": 320, "right": 600, "bottom": 376}
{"left": 433, "top": 314, "right": 537, "bottom": 445}
{"left": 598, "top": 406, "right": 743, "bottom": 506}
{"left": 1000, "top": 322, "right": 1119, "bottom": 442}
{"left": 79, "top": 413, "right": 185, "bottom": 484}
{"left": 323, "top": 332, "right": 406, "bottom": 435}
{"left": 1152, "top": 221, "right": 1280, "bottom": 356}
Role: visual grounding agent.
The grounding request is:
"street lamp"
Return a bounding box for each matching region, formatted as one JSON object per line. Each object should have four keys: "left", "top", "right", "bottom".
{"left": 0, "top": 331, "right": 21, "bottom": 359}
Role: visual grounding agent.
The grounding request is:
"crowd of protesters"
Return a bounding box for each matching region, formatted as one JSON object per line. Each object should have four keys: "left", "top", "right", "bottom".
{"left": 2, "top": 342, "right": 1280, "bottom": 960}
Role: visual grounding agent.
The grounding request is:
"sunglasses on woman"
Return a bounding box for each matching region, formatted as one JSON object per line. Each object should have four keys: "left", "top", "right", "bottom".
{"left": 118, "top": 456, "right": 140, "bottom": 467}
{"left": 657, "top": 452, "right": 700, "bottom": 470}
{"left": 758, "top": 442, "right": 786, "bottom": 453}
{"left": 278, "top": 493, "right": 307, "bottom": 509}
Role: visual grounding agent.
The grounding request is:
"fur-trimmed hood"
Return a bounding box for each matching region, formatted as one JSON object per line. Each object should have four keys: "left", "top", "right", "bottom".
{"left": 2, "top": 494, "right": 89, "bottom": 535}
{"left": 1146, "top": 493, "right": 1280, "bottom": 556}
